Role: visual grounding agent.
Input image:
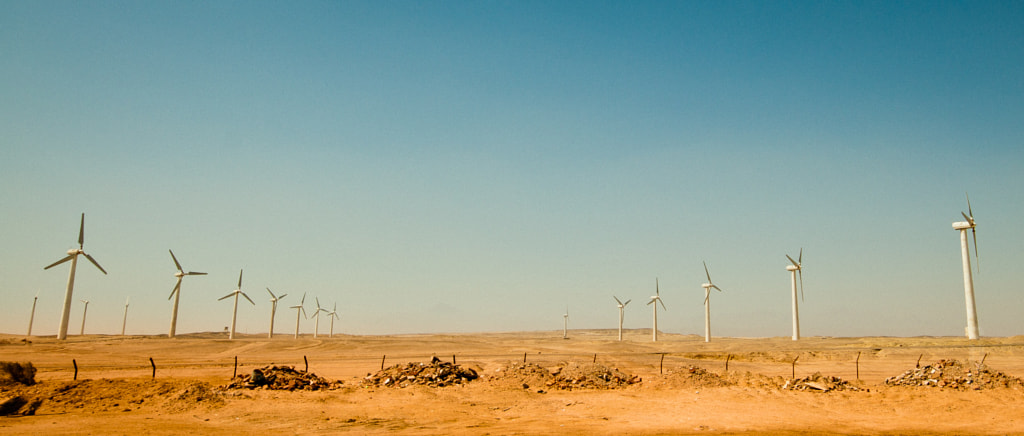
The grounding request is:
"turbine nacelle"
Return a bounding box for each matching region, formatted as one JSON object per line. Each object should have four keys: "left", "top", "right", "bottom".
{"left": 786, "top": 265, "right": 799, "bottom": 272}
{"left": 952, "top": 221, "right": 973, "bottom": 231}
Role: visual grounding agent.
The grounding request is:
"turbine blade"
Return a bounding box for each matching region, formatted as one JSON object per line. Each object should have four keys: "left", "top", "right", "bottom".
{"left": 169, "top": 249, "right": 183, "bottom": 272}
{"left": 267, "top": 288, "right": 276, "bottom": 299}
{"left": 279, "top": 293, "right": 288, "bottom": 300}
{"left": 966, "top": 192, "right": 973, "bottom": 218}
{"left": 316, "top": 297, "right": 321, "bottom": 310}
{"left": 301, "top": 293, "right": 306, "bottom": 304}
{"left": 169, "top": 279, "right": 182, "bottom": 300}
{"left": 703, "top": 261, "right": 712, "bottom": 284}
{"left": 786, "top": 254, "right": 799, "bottom": 267}
{"left": 218, "top": 292, "right": 235, "bottom": 301}
{"left": 659, "top": 299, "right": 667, "bottom": 311}
{"left": 972, "top": 227, "right": 980, "bottom": 274}
{"left": 798, "top": 247, "right": 803, "bottom": 264}
{"left": 237, "top": 269, "right": 243, "bottom": 289}
{"left": 962, "top": 211, "right": 973, "bottom": 224}
{"left": 241, "top": 292, "right": 255, "bottom": 305}
{"left": 656, "top": 278, "right": 660, "bottom": 296}
{"left": 623, "top": 299, "right": 631, "bottom": 306}
{"left": 45, "top": 255, "right": 74, "bottom": 270}
{"left": 78, "top": 213, "right": 85, "bottom": 248}
{"left": 647, "top": 298, "right": 655, "bottom": 305}
{"left": 712, "top": 285, "right": 722, "bottom": 292}
{"left": 301, "top": 307, "right": 307, "bottom": 318}
{"left": 83, "top": 253, "right": 107, "bottom": 274}
{"left": 187, "top": 271, "right": 207, "bottom": 276}
{"left": 614, "top": 296, "right": 623, "bottom": 305}
{"left": 704, "top": 292, "right": 710, "bottom": 305}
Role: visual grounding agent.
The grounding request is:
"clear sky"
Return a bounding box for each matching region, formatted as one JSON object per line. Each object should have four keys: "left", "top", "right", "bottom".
{"left": 2, "top": 1, "right": 1021, "bottom": 338}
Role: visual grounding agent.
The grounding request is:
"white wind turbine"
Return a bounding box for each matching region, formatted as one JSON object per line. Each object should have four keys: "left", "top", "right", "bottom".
{"left": 785, "top": 249, "right": 805, "bottom": 341}
{"left": 167, "top": 249, "right": 206, "bottom": 338}
{"left": 44, "top": 213, "right": 107, "bottom": 340}
{"left": 266, "top": 288, "right": 287, "bottom": 338}
{"left": 700, "top": 261, "right": 724, "bottom": 343}
{"left": 79, "top": 299, "right": 90, "bottom": 335}
{"left": 121, "top": 296, "right": 130, "bottom": 336}
{"left": 562, "top": 307, "right": 569, "bottom": 339}
{"left": 290, "top": 293, "right": 307, "bottom": 339}
{"left": 218, "top": 269, "right": 254, "bottom": 340}
{"left": 27, "top": 290, "right": 40, "bottom": 337}
{"left": 311, "top": 297, "right": 328, "bottom": 338}
{"left": 647, "top": 278, "right": 667, "bottom": 342}
{"left": 327, "top": 303, "right": 340, "bottom": 338}
{"left": 613, "top": 296, "right": 631, "bottom": 341}
{"left": 953, "top": 193, "right": 981, "bottom": 339}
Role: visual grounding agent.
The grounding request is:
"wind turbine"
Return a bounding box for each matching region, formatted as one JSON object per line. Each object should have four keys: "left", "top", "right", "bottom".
{"left": 647, "top": 278, "right": 667, "bottom": 342}
{"left": 44, "top": 213, "right": 107, "bottom": 340}
{"left": 613, "top": 296, "right": 631, "bottom": 341}
{"left": 701, "top": 261, "right": 724, "bottom": 343}
{"left": 953, "top": 193, "right": 981, "bottom": 339}
{"left": 79, "top": 299, "right": 90, "bottom": 335}
{"left": 218, "top": 269, "right": 254, "bottom": 340}
{"left": 290, "top": 293, "right": 307, "bottom": 339}
{"left": 167, "top": 249, "right": 207, "bottom": 338}
{"left": 121, "top": 296, "right": 130, "bottom": 336}
{"left": 785, "top": 249, "right": 804, "bottom": 341}
{"left": 266, "top": 288, "right": 287, "bottom": 338}
{"left": 562, "top": 307, "right": 569, "bottom": 339}
{"left": 327, "top": 303, "right": 340, "bottom": 338}
{"left": 27, "top": 290, "right": 40, "bottom": 337}
{"left": 311, "top": 297, "right": 328, "bottom": 338}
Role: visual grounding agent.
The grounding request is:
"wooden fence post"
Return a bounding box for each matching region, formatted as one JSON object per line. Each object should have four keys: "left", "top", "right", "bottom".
{"left": 73, "top": 359, "right": 78, "bottom": 381}
{"left": 150, "top": 357, "right": 156, "bottom": 379}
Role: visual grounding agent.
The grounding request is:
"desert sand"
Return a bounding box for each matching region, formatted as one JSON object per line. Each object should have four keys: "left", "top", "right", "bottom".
{"left": 2, "top": 330, "right": 1024, "bottom": 435}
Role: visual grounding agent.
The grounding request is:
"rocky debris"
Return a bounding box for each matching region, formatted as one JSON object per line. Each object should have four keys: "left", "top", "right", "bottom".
{"left": 545, "top": 362, "right": 641, "bottom": 390}
{"left": 363, "top": 356, "right": 478, "bottom": 388}
{"left": 885, "top": 359, "right": 1024, "bottom": 390}
{"left": 670, "top": 366, "right": 732, "bottom": 388}
{"left": 0, "top": 361, "right": 36, "bottom": 386}
{"left": 781, "top": 372, "right": 863, "bottom": 392}
{"left": 224, "top": 365, "right": 342, "bottom": 391}
{"left": 489, "top": 362, "right": 553, "bottom": 391}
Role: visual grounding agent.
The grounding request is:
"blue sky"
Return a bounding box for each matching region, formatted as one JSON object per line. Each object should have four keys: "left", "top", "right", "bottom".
{"left": 2, "top": 1, "right": 1022, "bottom": 338}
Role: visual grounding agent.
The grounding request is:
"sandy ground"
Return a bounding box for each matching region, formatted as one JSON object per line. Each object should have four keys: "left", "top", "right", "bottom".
{"left": 2, "top": 330, "right": 1024, "bottom": 435}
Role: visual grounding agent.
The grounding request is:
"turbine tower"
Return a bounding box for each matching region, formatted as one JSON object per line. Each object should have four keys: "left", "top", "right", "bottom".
{"left": 953, "top": 193, "right": 981, "bottom": 339}
{"left": 701, "top": 261, "right": 724, "bottom": 343}
{"left": 785, "top": 249, "right": 805, "bottom": 341}
{"left": 562, "top": 307, "right": 569, "bottom": 339}
{"left": 613, "top": 296, "right": 631, "bottom": 341}
{"left": 647, "top": 278, "right": 667, "bottom": 342}
{"left": 327, "top": 303, "right": 340, "bottom": 338}
{"left": 79, "top": 299, "right": 90, "bottom": 335}
{"left": 290, "top": 293, "right": 307, "bottom": 339}
{"left": 121, "top": 296, "right": 130, "bottom": 336}
{"left": 266, "top": 288, "right": 287, "bottom": 338}
{"left": 44, "top": 213, "right": 107, "bottom": 340}
{"left": 27, "top": 290, "right": 40, "bottom": 337}
{"left": 218, "top": 269, "right": 254, "bottom": 340}
{"left": 167, "top": 249, "right": 207, "bottom": 338}
{"left": 311, "top": 297, "right": 328, "bottom": 338}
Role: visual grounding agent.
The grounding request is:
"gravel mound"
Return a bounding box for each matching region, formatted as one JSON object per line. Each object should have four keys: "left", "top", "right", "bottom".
{"left": 885, "top": 359, "right": 1023, "bottom": 390}
{"left": 363, "top": 356, "right": 478, "bottom": 388}
{"left": 224, "top": 365, "right": 343, "bottom": 391}
{"left": 546, "top": 362, "right": 641, "bottom": 390}
{"left": 782, "top": 372, "right": 864, "bottom": 392}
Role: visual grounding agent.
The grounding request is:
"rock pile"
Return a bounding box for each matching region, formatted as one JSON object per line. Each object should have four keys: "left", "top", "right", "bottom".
{"left": 781, "top": 372, "right": 863, "bottom": 392}
{"left": 545, "top": 362, "right": 641, "bottom": 390}
{"left": 363, "top": 357, "right": 478, "bottom": 388}
{"left": 224, "top": 365, "right": 342, "bottom": 391}
{"left": 885, "top": 359, "right": 1023, "bottom": 390}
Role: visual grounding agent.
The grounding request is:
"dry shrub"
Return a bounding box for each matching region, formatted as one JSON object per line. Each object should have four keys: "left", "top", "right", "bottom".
{"left": 0, "top": 361, "right": 36, "bottom": 386}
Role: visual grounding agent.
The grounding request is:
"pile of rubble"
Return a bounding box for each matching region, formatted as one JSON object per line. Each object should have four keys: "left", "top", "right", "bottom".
{"left": 224, "top": 365, "right": 342, "bottom": 391}
{"left": 781, "top": 372, "right": 863, "bottom": 392}
{"left": 885, "top": 359, "right": 1023, "bottom": 390}
{"left": 363, "top": 357, "right": 478, "bottom": 388}
{"left": 489, "top": 362, "right": 553, "bottom": 390}
{"left": 545, "top": 362, "right": 641, "bottom": 390}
